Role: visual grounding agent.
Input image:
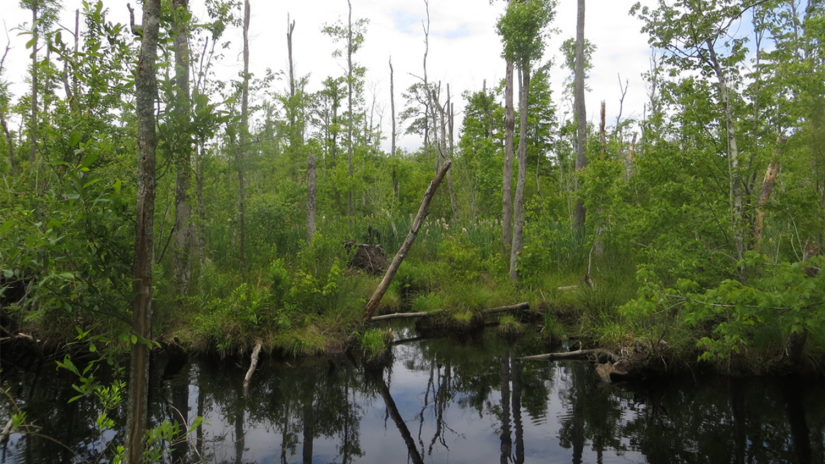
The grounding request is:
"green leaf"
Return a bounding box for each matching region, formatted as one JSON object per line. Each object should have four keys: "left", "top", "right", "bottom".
{"left": 0, "top": 220, "right": 14, "bottom": 235}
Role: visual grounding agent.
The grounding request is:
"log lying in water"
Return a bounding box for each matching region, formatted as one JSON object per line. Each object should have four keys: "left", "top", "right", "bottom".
{"left": 242, "top": 340, "right": 263, "bottom": 395}
{"left": 370, "top": 302, "right": 530, "bottom": 322}
{"left": 520, "top": 348, "right": 618, "bottom": 363}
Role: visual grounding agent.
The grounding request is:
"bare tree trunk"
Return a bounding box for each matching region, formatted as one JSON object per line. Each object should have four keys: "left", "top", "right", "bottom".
{"left": 197, "top": 138, "right": 206, "bottom": 267}
{"left": 752, "top": 136, "right": 788, "bottom": 250}
{"left": 0, "top": 40, "right": 13, "bottom": 173}
{"left": 438, "top": 84, "right": 459, "bottom": 221}
{"left": 390, "top": 57, "right": 398, "bottom": 200}
{"left": 502, "top": 50, "right": 515, "bottom": 252}
{"left": 574, "top": 0, "right": 588, "bottom": 231}
{"left": 29, "top": 2, "right": 39, "bottom": 165}
{"left": 363, "top": 160, "right": 452, "bottom": 321}
{"left": 172, "top": 0, "right": 193, "bottom": 294}
{"left": 626, "top": 133, "right": 637, "bottom": 180}
{"left": 509, "top": 66, "right": 529, "bottom": 281}
{"left": 599, "top": 100, "right": 606, "bottom": 153}
{"left": 346, "top": 0, "right": 354, "bottom": 218}
{"left": 124, "top": 1, "right": 160, "bottom": 462}
{"left": 237, "top": 0, "right": 251, "bottom": 274}
{"left": 307, "top": 155, "right": 316, "bottom": 243}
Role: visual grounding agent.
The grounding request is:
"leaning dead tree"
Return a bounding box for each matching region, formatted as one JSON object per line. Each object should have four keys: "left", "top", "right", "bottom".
{"left": 363, "top": 160, "right": 452, "bottom": 321}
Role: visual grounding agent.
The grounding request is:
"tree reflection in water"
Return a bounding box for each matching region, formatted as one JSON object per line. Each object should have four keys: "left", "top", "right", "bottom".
{"left": 2, "top": 329, "right": 825, "bottom": 463}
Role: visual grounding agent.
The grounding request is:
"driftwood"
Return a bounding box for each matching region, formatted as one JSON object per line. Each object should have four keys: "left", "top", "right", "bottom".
{"left": 481, "top": 302, "right": 529, "bottom": 315}
{"left": 0, "top": 418, "right": 12, "bottom": 446}
{"left": 371, "top": 310, "right": 443, "bottom": 322}
{"left": 363, "top": 160, "right": 452, "bottom": 321}
{"left": 520, "top": 348, "right": 618, "bottom": 363}
{"left": 370, "top": 302, "right": 529, "bottom": 322}
{"left": 242, "top": 340, "right": 263, "bottom": 395}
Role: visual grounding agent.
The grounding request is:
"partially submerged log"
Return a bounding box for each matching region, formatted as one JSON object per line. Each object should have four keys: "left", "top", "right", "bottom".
{"left": 481, "top": 302, "right": 529, "bottom": 315}
{"left": 242, "top": 340, "right": 263, "bottom": 395}
{"left": 520, "top": 348, "right": 618, "bottom": 363}
{"left": 363, "top": 160, "right": 452, "bottom": 321}
{"left": 370, "top": 302, "right": 529, "bottom": 322}
{"left": 370, "top": 310, "right": 443, "bottom": 322}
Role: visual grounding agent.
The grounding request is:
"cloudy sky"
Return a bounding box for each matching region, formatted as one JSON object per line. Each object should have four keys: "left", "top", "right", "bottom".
{"left": 3, "top": 0, "right": 658, "bottom": 152}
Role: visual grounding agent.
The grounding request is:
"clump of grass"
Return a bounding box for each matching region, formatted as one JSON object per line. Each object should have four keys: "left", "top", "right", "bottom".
{"left": 357, "top": 328, "right": 393, "bottom": 369}
{"left": 272, "top": 326, "right": 329, "bottom": 357}
{"left": 542, "top": 313, "right": 566, "bottom": 345}
{"left": 497, "top": 315, "right": 524, "bottom": 341}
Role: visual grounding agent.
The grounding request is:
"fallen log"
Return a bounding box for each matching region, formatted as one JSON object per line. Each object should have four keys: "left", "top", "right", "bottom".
{"left": 363, "top": 160, "right": 452, "bottom": 321}
{"left": 370, "top": 302, "right": 529, "bottom": 322}
{"left": 370, "top": 310, "right": 444, "bottom": 322}
{"left": 242, "top": 340, "right": 263, "bottom": 395}
{"left": 520, "top": 348, "right": 618, "bottom": 363}
{"left": 0, "top": 418, "right": 13, "bottom": 446}
{"left": 480, "top": 302, "right": 529, "bottom": 315}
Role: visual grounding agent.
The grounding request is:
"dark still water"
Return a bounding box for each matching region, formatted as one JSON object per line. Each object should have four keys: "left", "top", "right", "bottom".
{"left": 2, "top": 329, "right": 825, "bottom": 463}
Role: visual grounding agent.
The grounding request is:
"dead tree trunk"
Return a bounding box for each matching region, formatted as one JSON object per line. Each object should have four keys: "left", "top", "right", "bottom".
{"left": 29, "top": 2, "right": 39, "bottom": 165}
{"left": 502, "top": 46, "right": 516, "bottom": 252}
{"left": 237, "top": 0, "right": 251, "bottom": 274}
{"left": 172, "top": 0, "right": 193, "bottom": 294}
{"left": 0, "top": 40, "right": 13, "bottom": 174}
{"left": 390, "top": 57, "right": 399, "bottom": 200}
{"left": 626, "top": 133, "right": 637, "bottom": 181}
{"left": 573, "top": 0, "right": 588, "bottom": 231}
{"left": 752, "top": 136, "right": 788, "bottom": 250}
{"left": 346, "top": 0, "right": 354, "bottom": 218}
{"left": 242, "top": 340, "right": 263, "bottom": 396}
{"left": 509, "top": 66, "right": 530, "bottom": 282}
{"left": 124, "top": 1, "right": 160, "bottom": 462}
{"left": 363, "top": 160, "right": 452, "bottom": 321}
{"left": 307, "top": 155, "right": 317, "bottom": 243}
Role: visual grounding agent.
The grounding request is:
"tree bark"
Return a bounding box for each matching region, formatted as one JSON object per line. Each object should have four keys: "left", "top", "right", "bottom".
{"left": 520, "top": 348, "right": 618, "bottom": 362}
{"left": 307, "top": 155, "right": 316, "bottom": 243}
{"left": 510, "top": 66, "right": 530, "bottom": 281}
{"left": 752, "top": 136, "right": 788, "bottom": 250}
{"left": 29, "top": 1, "right": 39, "bottom": 165}
{"left": 346, "top": 0, "right": 354, "bottom": 218}
{"left": 237, "top": 0, "right": 251, "bottom": 274}
{"left": 390, "top": 57, "right": 398, "bottom": 200}
{"left": 242, "top": 340, "right": 263, "bottom": 396}
{"left": 172, "top": 0, "right": 193, "bottom": 294}
{"left": 574, "top": 0, "right": 588, "bottom": 231}
{"left": 363, "top": 160, "right": 452, "bottom": 321}
{"left": 502, "top": 51, "right": 515, "bottom": 252}
{"left": 124, "top": 1, "right": 160, "bottom": 462}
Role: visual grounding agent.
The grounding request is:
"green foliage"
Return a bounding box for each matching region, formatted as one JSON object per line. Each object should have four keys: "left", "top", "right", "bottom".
{"left": 621, "top": 253, "right": 825, "bottom": 366}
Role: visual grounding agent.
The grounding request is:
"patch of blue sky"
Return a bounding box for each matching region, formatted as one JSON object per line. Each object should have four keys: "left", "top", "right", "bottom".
{"left": 392, "top": 9, "right": 425, "bottom": 34}
{"left": 433, "top": 24, "right": 471, "bottom": 39}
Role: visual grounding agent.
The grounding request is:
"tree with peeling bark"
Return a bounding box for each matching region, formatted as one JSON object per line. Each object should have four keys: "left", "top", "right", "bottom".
{"left": 124, "top": 0, "right": 160, "bottom": 461}
{"left": 497, "top": 0, "right": 556, "bottom": 281}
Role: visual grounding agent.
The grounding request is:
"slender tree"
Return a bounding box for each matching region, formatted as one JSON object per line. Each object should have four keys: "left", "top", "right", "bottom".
{"left": 124, "top": 0, "right": 161, "bottom": 461}
{"left": 502, "top": 1, "right": 515, "bottom": 253}
{"left": 172, "top": 0, "right": 193, "bottom": 293}
{"left": 390, "top": 57, "right": 398, "bottom": 199}
{"left": 573, "top": 0, "right": 587, "bottom": 231}
{"left": 237, "top": 0, "right": 250, "bottom": 274}
{"left": 497, "top": 0, "right": 556, "bottom": 281}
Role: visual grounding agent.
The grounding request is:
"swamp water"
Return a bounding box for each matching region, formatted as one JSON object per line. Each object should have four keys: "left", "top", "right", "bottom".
{"left": 2, "top": 329, "right": 825, "bottom": 464}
